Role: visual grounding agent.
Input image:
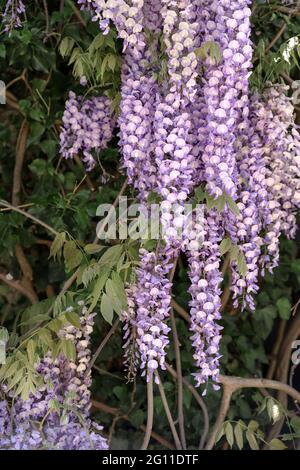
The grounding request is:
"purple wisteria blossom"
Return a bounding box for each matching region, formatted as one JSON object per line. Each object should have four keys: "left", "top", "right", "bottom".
{"left": 132, "top": 248, "right": 173, "bottom": 381}
{"left": 187, "top": 210, "right": 223, "bottom": 392}
{"left": 1, "top": 0, "right": 25, "bottom": 33}
{"left": 200, "top": 0, "right": 252, "bottom": 200}
{"left": 77, "top": 0, "right": 300, "bottom": 393}
{"left": 251, "top": 84, "right": 300, "bottom": 272}
{"left": 60, "top": 92, "right": 115, "bottom": 171}
{"left": 0, "top": 303, "right": 108, "bottom": 450}
{"left": 78, "top": 0, "right": 145, "bottom": 48}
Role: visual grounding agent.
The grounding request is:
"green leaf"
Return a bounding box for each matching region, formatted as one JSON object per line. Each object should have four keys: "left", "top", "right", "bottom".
{"left": 28, "top": 158, "right": 48, "bottom": 176}
{"left": 290, "top": 416, "right": 300, "bottom": 434}
{"left": 129, "top": 409, "right": 145, "bottom": 429}
{"left": 101, "top": 293, "right": 114, "bottom": 324}
{"left": 65, "top": 310, "right": 81, "bottom": 329}
{"left": 246, "top": 430, "right": 259, "bottom": 450}
{"left": 59, "top": 37, "right": 75, "bottom": 58}
{"left": 48, "top": 318, "right": 63, "bottom": 334}
{"left": 39, "top": 328, "right": 53, "bottom": 348}
{"left": 40, "top": 140, "right": 58, "bottom": 158}
{"left": 105, "top": 278, "right": 123, "bottom": 316}
{"left": 89, "top": 34, "right": 105, "bottom": 54}
{"left": 81, "top": 261, "right": 100, "bottom": 287}
{"left": 26, "top": 339, "right": 36, "bottom": 364}
{"left": 230, "top": 244, "right": 239, "bottom": 261}
{"left": 6, "top": 368, "right": 25, "bottom": 392}
{"left": 225, "top": 195, "right": 240, "bottom": 216}
{"left": 269, "top": 438, "right": 287, "bottom": 450}
{"left": 111, "top": 272, "right": 128, "bottom": 310}
{"left": 237, "top": 251, "right": 248, "bottom": 277}
{"left": 0, "top": 44, "right": 6, "bottom": 59}
{"left": 3, "top": 360, "right": 20, "bottom": 380}
{"left": 0, "top": 328, "right": 8, "bottom": 364}
{"left": 194, "top": 186, "right": 206, "bottom": 203}
{"left": 63, "top": 241, "right": 83, "bottom": 271}
{"left": 220, "top": 238, "right": 232, "bottom": 256}
{"left": 195, "top": 40, "right": 222, "bottom": 64}
{"left": 88, "top": 271, "right": 109, "bottom": 311}
{"left": 84, "top": 244, "right": 104, "bottom": 254}
{"left": 98, "top": 244, "right": 123, "bottom": 269}
{"left": 50, "top": 232, "right": 66, "bottom": 260}
{"left": 276, "top": 298, "right": 291, "bottom": 320}
{"left": 234, "top": 422, "right": 244, "bottom": 450}
{"left": 60, "top": 339, "right": 76, "bottom": 361}
{"left": 28, "top": 122, "right": 45, "bottom": 145}
{"left": 224, "top": 422, "right": 234, "bottom": 448}
{"left": 248, "top": 420, "right": 259, "bottom": 432}
{"left": 215, "top": 424, "right": 225, "bottom": 443}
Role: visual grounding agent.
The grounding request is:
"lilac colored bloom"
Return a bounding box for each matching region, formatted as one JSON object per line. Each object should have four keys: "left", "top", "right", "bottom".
{"left": 60, "top": 92, "right": 115, "bottom": 171}
{"left": 186, "top": 210, "right": 223, "bottom": 392}
{"left": 2, "top": 0, "right": 25, "bottom": 33}
{"left": 251, "top": 84, "right": 300, "bottom": 272}
{"left": 200, "top": 0, "right": 252, "bottom": 200}
{"left": 130, "top": 248, "right": 173, "bottom": 382}
{"left": 78, "top": 1, "right": 145, "bottom": 49}
{"left": 0, "top": 303, "right": 108, "bottom": 450}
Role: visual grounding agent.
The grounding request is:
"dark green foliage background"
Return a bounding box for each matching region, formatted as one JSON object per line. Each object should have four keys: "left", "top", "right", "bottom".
{"left": 0, "top": 0, "right": 300, "bottom": 449}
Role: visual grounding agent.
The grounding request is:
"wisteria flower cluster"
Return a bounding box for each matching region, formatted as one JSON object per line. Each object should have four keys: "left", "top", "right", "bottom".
{"left": 60, "top": 91, "right": 115, "bottom": 171}
{"left": 187, "top": 210, "right": 223, "bottom": 391}
{"left": 77, "top": 0, "right": 300, "bottom": 391}
{"left": 57, "top": 0, "right": 300, "bottom": 393}
{"left": 1, "top": 0, "right": 25, "bottom": 33}
{"left": 0, "top": 303, "right": 108, "bottom": 450}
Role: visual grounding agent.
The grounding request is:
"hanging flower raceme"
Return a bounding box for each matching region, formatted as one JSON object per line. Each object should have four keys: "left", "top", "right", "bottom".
{"left": 199, "top": 0, "right": 253, "bottom": 200}
{"left": 78, "top": 0, "right": 145, "bottom": 48}
{"left": 186, "top": 209, "right": 223, "bottom": 392}
{"left": 250, "top": 84, "right": 300, "bottom": 272}
{"left": 133, "top": 248, "right": 173, "bottom": 381}
{"left": 118, "top": 46, "right": 158, "bottom": 200}
{"left": 74, "top": 0, "right": 300, "bottom": 393}
{"left": 216, "top": 0, "right": 264, "bottom": 311}
{"left": 1, "top": 0, "right": 25, "bottom": 32}
{"left": 59, "top": 92, "right": 115, "bottom": 171}
{"left": 0, "top": 303, "right": 108, "bottom": 450}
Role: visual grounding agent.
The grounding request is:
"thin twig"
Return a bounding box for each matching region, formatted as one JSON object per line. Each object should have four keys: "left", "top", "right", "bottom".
{"left": 85, "top": 319, "right": 120, "bottom": 376}
{"left": 141, "top": 376, "right": 154, "bottom": 450}
{"left": 266, "top": 319, "right": 286, "bottom": 379}
{"left": 65, "top": 0, "right": 87, "bottom": 27}
{"left": 265, "top": 21, "right": 287, "bottom": 53}
{"left": 91, "top": 399, "right": 175, "bottom": 449}
{"left": 155, "top": 371, "right": 182, "bottom": 450}
{"left": 42, "top": 0, "right": 50, "bottom": 37}
{"left": 168, "top": 259, "right": 186, "bottom": 448}
{"left": 170, "top": 309, "right": 186, "bottom": 449}
{"left": 0, "top": 203, "right": 33, "bottom": 212}
{"left": 165, "top": 363, "right": 210, "bottom": 449}
{"left": 0, "top": 200, "right": 58, "bottom": 236}
{"left": 171, "top": 299, "right": 190, "bottom": 323}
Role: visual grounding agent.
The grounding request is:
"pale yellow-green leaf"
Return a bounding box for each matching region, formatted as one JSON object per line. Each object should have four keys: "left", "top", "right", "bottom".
{"left": 63, "top": 241, "right": 83, "bottom": 271}
{"left": 269, "top": 438, "right": 287, "bottom": 450}
{"left": 234, "top": 422, "right": 244, "bottom": 450}
{"left": 50, "top": 232, "right": 66, "bottom": 260}
{"left": 225, "top": 422, "right": 234, "bottom": 448}
{"left": 101, "top": 293, "right": 114, "bottom": 325}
